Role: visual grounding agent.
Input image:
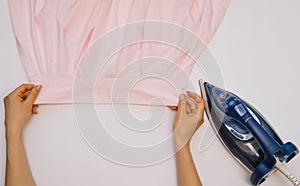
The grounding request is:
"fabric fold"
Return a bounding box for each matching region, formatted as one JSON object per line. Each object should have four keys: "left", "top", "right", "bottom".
{"left": 9, "top": 0, "right": 231, "bottom": 105}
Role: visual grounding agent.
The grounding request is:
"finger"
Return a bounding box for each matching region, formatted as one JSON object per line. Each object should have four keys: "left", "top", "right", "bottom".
{"left": 197, "top": 100, "right": 205, "bottom": 126}
{"left": 187, "top": 91, "right": 205, "bottom": 112}
{"left": 18, "top": 91, "right": 30, "bottom": 102}
{"left": 185, "top": 94, "right": 197, "bottom": 111}
{"left": 32, "top": 105, "right": 38, "bottom": 114}
{"left": 198, "top": 97, "right": 205, "bottom": 111}
{"left": 186, "top": 104, "right": 192, "bottom": 114}
{"left": 25, "top": 85, "right": 42, "bottom": 104}
{"left": 21, "top": 91, "right": 30, "bottom": 100}
{"left": 185, "top": 98, "right": 192, "bottom": 115}
{"left": 186, "top": 91, "right": 202, "bottom": 103}
{"left": 14, "top": 84, "right": 35, "bottom": 95}
{"left": 177, "top": 94, "right": 188, "bottom": 117}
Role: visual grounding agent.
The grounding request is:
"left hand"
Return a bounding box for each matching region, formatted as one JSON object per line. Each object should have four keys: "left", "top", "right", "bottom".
{"left": 4, "top": 84, "right": 42, "bottom": 137}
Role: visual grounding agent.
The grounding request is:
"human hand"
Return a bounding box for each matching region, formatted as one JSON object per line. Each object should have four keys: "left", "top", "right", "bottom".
{"left": 4, "top": 84, "right": 42, "bottom": 137}
{"left": 172, "top": 91, "right": 205, "bottom": 149}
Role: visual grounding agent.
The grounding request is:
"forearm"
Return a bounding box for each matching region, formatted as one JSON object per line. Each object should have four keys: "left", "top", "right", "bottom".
{"left": 5, "top": 132, "right": 36, "bottom": 186}
{"left": 175, "top": 144, "right": 202, "bottom": 186}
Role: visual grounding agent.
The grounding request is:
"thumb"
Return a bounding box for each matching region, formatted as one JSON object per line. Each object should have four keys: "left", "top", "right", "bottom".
{"left": 177, "top": 94, "right": 187, "bottom": 118}
{"left": 25, "top": 85, "right": 42, "bottom": 104}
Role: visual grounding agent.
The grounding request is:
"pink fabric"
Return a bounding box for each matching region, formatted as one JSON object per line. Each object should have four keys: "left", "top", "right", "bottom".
{"left": 9, "top": 0, "right": 230, "bottom": 105}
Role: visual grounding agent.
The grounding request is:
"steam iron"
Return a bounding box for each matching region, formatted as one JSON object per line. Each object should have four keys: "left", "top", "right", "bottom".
{"left": 199, "top": 79, "right": 299, "bottom": 185}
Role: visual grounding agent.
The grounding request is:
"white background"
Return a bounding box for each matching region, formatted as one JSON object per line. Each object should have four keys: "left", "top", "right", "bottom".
{"left": 1, "top": 0, "right": 300, "bottom": 186}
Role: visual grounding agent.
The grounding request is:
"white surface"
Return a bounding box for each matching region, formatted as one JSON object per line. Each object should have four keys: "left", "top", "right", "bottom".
{"left": 1, "top": 1, "right": 300, "bottom": 186}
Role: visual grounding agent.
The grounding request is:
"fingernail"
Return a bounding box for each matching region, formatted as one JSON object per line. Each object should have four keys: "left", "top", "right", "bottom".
{"left": 35, "top": 85, "right": 42, "bottom": 92}
{"left": 179, "top": 94, "right": 184, "bottom": 101}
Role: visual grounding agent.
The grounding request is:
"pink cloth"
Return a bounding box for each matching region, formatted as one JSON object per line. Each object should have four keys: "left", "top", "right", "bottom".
{"left": 9, "top": 0, "right": 230, "bottom": 105}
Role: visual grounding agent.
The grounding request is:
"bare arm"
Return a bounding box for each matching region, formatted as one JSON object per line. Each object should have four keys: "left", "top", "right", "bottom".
{"left": 173, "top": 91, "right": 205, "bottom": 186}
{"left": 4, "top": 84, "right": 41, "bottom": 186}
{"left": 6, "top": 134, "right": 35, "bottom": 186}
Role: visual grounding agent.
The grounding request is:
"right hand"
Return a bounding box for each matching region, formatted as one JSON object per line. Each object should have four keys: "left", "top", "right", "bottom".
{"left": 172, "top": 91, "right": 205, "bottom": 149}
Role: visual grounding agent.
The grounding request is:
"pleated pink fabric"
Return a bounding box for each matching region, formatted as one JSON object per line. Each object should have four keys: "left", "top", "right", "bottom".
{"left": 9, "top": 0, "right": 230, "bottom": 105}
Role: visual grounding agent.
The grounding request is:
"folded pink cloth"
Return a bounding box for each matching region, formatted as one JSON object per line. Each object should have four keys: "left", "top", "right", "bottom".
{"left": 9, "top": 0, "right": 230, "bottom": 105}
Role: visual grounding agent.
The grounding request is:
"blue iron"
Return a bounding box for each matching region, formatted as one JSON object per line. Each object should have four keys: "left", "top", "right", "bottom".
{"left": 199, "top": 79, "right": 299, "bottom": 185}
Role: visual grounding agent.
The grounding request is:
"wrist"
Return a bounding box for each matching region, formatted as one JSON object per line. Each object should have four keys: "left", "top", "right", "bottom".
{"left": 179, "top": 143, "right": 190, "bottom": 152}
{"left": 5, "top": 131, "right": 23, "bottom": 142}
{"left": 5, "top": 122, "right": 23, "bottom": 141}
{"left": 173, "top": 124, "right": 195, "bottom": 150}
{"left": 175, "top": 143, "right": 192, "bottom": 160}
{"left": 174, "top": 137, "right": 190, "bottom": 153}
